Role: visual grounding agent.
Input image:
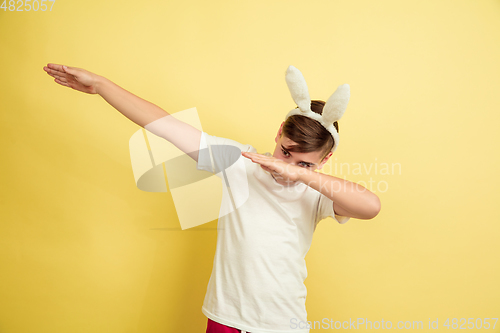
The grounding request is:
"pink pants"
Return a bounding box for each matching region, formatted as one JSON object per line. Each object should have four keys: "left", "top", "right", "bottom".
{"left": 206, "top": 318, "right": 252, "bottom": 333}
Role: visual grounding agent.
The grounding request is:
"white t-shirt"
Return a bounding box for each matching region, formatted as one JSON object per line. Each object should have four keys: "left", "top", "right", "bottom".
{"left": 197, "top": 131, "right": 350, "bottom": 333}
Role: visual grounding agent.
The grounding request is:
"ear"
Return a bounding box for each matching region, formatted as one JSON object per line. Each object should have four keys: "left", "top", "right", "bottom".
{"left": 275, "top": 122, "right": 284, "bottom": 143}
{"left": 322, "top": 84, "right": 350, "bottom": 124}
{"left": 285, "top": 65, "right": 312, "bottom": 112}
{"left": 317, "top": 151, "right": 333, "bottom": 170}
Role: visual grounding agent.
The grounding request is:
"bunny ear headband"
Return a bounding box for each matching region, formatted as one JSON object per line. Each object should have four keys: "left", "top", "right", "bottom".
{"left": 284, "top": 65, "right": 350, "bottom": 154}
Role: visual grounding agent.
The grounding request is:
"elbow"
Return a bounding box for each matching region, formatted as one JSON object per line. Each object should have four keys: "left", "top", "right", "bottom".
{"left": 367, "top": 196, "right": 381, "bottom": 220}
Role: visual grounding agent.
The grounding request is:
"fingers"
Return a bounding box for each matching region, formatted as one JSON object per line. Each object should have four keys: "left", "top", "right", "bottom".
{"left": 44, "top": 64, "right": 79, "bottom": 85}
{"left": 44, "top": 63, "right": 77, "bottom": 77}
{"left": 54, "top": 78, "right": 70, "bottom": 87}
{"left": 45, "top": 63, "right": 65, "bottom": 74}
{"left": 247, "top": 154, "right": 274, "bottom": 166}
{"left": 44, "top": 68, "right": 69, "bottom": 83}
{"left": 244, "top": 154, "right": 265, "bottom": 165}
{"left": 243, "top": 153, "right": 278, "bottom": 169}
{"left": 261, "top": 165, "right": 272, "bottom": 172}
{"left": 44, "top": 64, "right": 65, "bottom": 78}
{"left": 44, "top": 68, "right": 64, "bottom": 79}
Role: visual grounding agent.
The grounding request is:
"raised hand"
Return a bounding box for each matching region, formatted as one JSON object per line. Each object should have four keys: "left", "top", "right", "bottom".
{"left": 43, "top": 63, "right": 100, "bottom": 94}
{"left": 241, "top": 151, "right": 304, "bottom": 184}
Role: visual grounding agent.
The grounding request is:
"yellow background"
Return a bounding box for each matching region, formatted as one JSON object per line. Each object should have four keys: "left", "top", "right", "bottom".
{"left": 1, "top": 0, "right": 500, "bottom": 332}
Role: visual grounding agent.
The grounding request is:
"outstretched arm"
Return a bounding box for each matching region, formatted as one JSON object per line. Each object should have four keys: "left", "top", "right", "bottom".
{"left": 44, "top": 63, "right": 167, "bottom": 127}
{"left": 43, "top": 63, "right": 202, "bottom": 162}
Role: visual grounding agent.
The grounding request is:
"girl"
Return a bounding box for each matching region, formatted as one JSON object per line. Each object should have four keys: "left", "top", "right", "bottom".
{"left": 43, "top": 63, "right": 381, "bottom": 333}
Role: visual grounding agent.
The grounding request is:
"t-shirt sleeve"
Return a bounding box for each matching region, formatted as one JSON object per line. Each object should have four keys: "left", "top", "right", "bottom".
{"left": 315, "top": 192, "right": 351, "bottom": 225}
{"left": 196, "top": 131, "right": 253, "bottom": 174}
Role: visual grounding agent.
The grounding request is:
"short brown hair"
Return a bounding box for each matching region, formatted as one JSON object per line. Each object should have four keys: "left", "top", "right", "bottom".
{"left": 281, "top": 100, "right": 339, "bottom": 161}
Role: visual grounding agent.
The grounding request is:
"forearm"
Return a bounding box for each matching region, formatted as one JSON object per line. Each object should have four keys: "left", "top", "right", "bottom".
{"left": 95, "top": 75, "right": 168, "bottom": 128}
{"left": 298, "top": 170, "right": 381, "bottom": 219}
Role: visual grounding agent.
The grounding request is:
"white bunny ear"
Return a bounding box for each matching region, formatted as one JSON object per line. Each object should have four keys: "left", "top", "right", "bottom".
{"left": 322, "top": 84, "right": 350, "bottom": 124}
{"left": 285, "top": 65, "right": 312, "bottom": 112}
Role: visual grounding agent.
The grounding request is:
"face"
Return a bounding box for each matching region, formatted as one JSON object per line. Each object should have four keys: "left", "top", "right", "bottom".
{"left": 272, "top": 122, "right": 332, "bottom": 173}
